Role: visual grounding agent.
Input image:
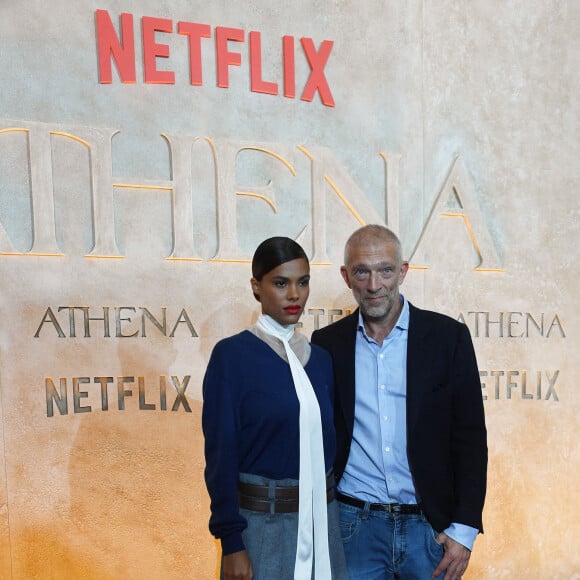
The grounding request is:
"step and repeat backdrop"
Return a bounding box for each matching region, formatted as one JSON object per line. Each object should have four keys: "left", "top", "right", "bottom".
{"left": 0, "top": 1, "right": 578, "bottom": 578}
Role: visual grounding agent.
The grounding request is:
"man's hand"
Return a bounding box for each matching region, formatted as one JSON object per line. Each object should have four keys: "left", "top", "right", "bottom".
{"left": 223, "top": 549, "right": 253, "bottom": 580}
{"left": 432, "top": 532, "right": 471, "bottom": 580}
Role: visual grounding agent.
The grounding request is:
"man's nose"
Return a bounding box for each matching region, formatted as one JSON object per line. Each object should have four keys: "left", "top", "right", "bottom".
{"left": 367, "top": 271, "right": 380, "bottom": 291}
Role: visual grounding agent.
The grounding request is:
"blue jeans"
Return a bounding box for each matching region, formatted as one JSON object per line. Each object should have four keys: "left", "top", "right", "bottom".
{"left": 339, "top": 501, "right": 445, "bottom": 579}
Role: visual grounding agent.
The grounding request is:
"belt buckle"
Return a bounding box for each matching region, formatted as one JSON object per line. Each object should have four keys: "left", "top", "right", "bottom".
{"left": 388, "top": 503, "right": 401, "bottom": 514}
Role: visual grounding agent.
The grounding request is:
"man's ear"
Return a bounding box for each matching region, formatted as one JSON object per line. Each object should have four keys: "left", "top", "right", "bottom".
{"left": 340, "top": 266, "right": 352, "bottom": 289}
{"left": 399, "top": 261, "right": 409, "bottom": 285}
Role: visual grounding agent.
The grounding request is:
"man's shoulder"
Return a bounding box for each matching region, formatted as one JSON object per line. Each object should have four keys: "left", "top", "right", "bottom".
{"left": 311, "top": 310, "right": 357, "bottom": 344}
{"left": 409, "top": 302, "right": 467, "bottom": 332}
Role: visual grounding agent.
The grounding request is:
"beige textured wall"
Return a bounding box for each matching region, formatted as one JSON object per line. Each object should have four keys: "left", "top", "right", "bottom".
{"left": 0, "top": 1, "right": 578, "bottom": 578}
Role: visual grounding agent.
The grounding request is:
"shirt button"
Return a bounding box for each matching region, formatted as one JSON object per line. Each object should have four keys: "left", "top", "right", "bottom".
{"left": 379, "top": 384, "right": 385, "bottom": 390}
{"left": 383, "top": 415, "right": 388, "bottom": 421}
{"left": 379, "top": 354, "right": 384, "bottom": 359}
{"left": 385, "top": 447, "right": 391, "bottom": 452}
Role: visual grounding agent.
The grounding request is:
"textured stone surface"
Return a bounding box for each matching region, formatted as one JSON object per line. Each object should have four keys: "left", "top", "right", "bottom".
{"left": 0, "top": 0, "right": 578, "bottom": 578}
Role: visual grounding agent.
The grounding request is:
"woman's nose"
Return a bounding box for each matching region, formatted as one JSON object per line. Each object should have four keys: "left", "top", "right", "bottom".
{"left": 287, "top": 284, "right": 299, "bottom": 299}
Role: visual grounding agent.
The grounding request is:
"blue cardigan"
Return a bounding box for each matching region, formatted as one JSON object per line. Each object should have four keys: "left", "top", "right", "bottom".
{"left": 202, "top": 330, "right": 336, "bottom": 555}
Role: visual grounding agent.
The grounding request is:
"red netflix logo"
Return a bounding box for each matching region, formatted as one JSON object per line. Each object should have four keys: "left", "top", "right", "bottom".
{"left": 95, "top": 10, "right": 335, "bottom": 107}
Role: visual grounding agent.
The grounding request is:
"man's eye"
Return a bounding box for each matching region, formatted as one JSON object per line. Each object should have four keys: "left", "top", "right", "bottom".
{"left": 275, "top": 281, "right": 287, "bottom": 287}
{"left": 354, "top": 269, "right": 369, "bottom": 279}
{"left": 299, "top": 279, "right": 310, "bottom": 287}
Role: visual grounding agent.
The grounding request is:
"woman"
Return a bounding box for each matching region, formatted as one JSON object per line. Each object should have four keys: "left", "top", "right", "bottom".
{"left": 202, "top": 237, "right": 346, "bottom": 580}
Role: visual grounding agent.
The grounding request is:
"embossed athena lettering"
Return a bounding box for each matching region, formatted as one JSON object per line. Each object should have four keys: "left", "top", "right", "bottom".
{"left": 457, "top": 311, "right": 565, "bottom": 338}
{"left": 33, "top": 307, "right": 197, "bottom": 338}
{"left": 0, "top": 119, "right": 500, "bottom": 270}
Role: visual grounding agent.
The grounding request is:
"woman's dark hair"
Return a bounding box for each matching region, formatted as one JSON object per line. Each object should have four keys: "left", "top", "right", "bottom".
{"left": 251, "top": 236, "right": 309, "bottom": 281}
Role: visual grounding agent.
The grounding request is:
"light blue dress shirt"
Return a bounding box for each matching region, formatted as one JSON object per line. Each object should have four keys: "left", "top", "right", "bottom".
{"left": 337, "top": 296, "right": 478, "bottom": 551}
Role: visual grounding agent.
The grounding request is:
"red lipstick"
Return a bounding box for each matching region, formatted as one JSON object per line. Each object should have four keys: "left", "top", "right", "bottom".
{"left": 284, "top": 306, "right": 301, "bottom": 314}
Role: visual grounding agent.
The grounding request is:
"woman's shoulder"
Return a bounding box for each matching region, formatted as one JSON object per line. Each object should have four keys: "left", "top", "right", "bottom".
{"left": 308, "top": 341, "right": 333, "bottom": 367}
{"left": 211, "top": 329, "right": 257, "bottom": 354}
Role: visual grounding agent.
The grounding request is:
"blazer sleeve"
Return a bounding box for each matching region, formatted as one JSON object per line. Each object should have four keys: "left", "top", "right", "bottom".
{"left": 450, "top": 323, "right": 488, "bottom": 532}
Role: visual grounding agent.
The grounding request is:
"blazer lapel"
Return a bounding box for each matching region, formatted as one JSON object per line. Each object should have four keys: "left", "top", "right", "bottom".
{"left": 333, "top": 311, "right": 359, "bottom": 436}
{"left": 406, "top": 303, "right": 430, "bottom": 433}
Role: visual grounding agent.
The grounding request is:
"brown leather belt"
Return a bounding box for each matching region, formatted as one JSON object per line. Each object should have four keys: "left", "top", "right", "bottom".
{"left": 238, "top": 473, "right": 335, "bottom": 513}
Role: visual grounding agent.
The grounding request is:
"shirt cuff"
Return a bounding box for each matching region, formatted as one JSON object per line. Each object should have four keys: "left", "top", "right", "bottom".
{"left": 443, "top": 523, "right": 479, "bottom": 551}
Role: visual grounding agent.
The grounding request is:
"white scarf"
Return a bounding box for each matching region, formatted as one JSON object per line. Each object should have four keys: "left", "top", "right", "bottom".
{"left": 256, "top": 314, "right": 331, "bottom": 580}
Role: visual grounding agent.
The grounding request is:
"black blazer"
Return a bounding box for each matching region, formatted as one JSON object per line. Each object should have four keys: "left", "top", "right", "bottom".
{"left": 311, "top": 303, "right": 487, "bottom": 533}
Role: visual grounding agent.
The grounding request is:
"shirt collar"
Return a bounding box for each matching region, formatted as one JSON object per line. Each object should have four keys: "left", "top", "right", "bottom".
{"left": 357, "top": 294, "right": 409, "bottom": 339}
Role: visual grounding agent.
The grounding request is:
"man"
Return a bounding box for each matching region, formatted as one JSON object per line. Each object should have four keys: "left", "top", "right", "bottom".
{"left": 311, "top": 225, "right": 487, "bottom": 580}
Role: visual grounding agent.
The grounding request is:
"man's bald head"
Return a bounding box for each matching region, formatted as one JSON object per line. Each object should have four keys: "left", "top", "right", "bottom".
{"left": 344, "top": 225, "right": 403, "bottom": 267}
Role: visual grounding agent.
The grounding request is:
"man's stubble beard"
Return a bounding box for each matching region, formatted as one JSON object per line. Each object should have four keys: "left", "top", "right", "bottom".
{"left": 359, "top": 294, "right": 396, "bottom": 322}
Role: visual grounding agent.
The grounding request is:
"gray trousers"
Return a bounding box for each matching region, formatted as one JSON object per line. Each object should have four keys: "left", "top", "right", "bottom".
{"left": 221, "top": 472, "right": 348, "bottom": 580}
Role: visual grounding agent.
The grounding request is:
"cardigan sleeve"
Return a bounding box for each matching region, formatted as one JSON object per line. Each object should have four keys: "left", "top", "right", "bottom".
{"left": 202, "top": 340, "right": 247, "bottom": 555}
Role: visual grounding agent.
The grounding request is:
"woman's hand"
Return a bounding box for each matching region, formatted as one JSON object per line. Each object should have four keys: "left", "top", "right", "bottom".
{"left": 222, "top": 550, "right": 253, "bottom": 580}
